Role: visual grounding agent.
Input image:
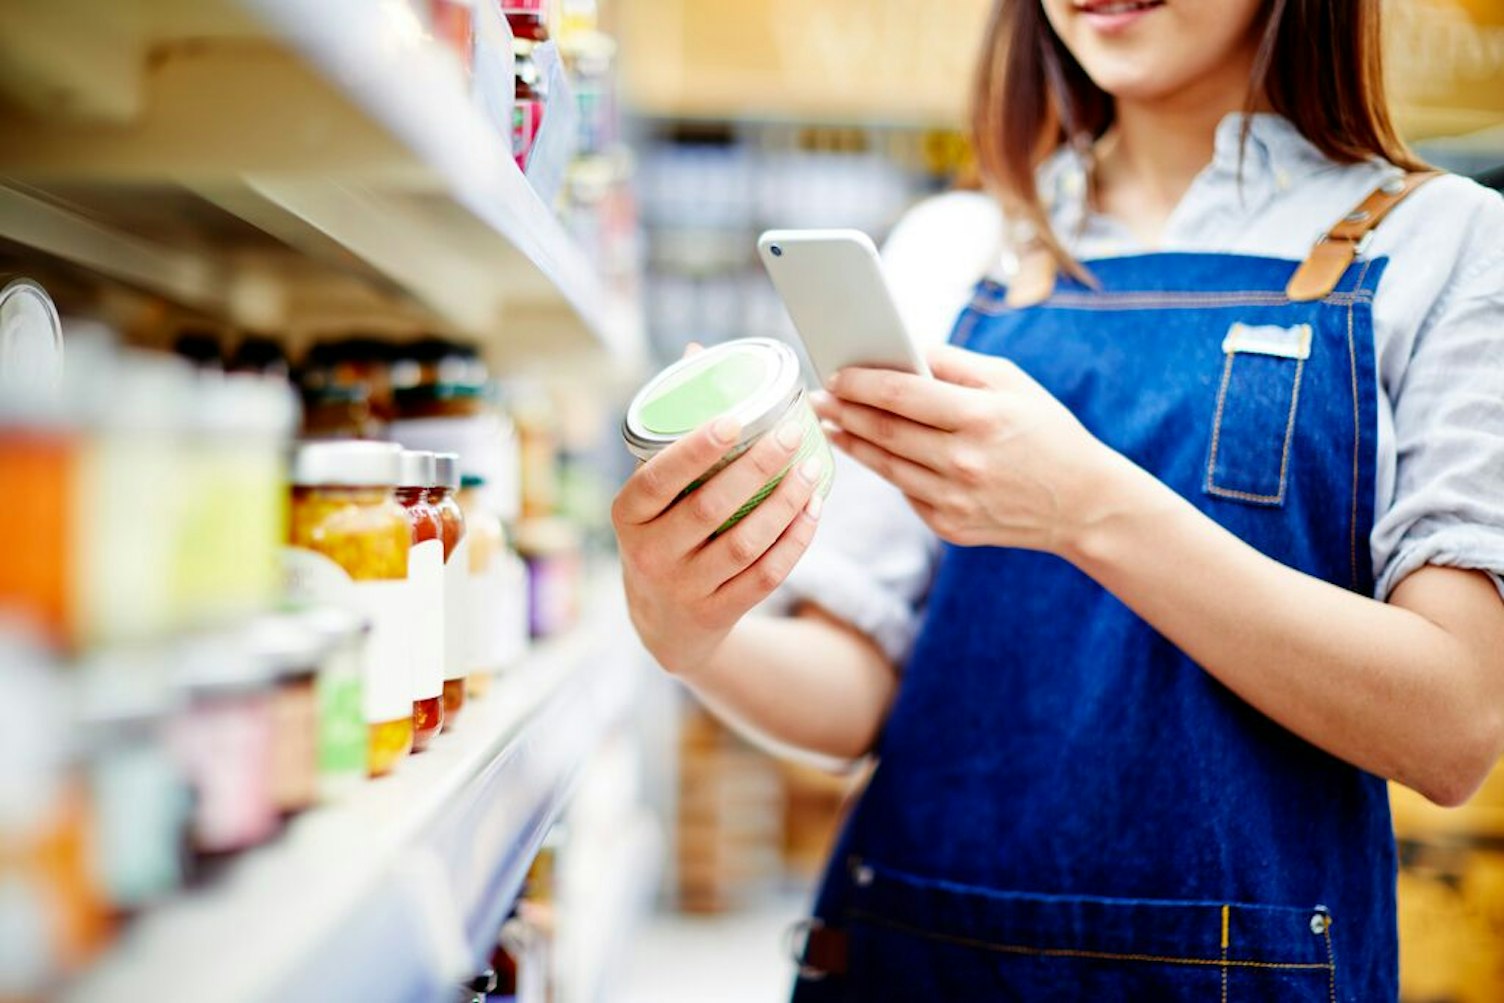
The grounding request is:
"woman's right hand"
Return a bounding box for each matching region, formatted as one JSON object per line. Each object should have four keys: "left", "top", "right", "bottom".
{"left": 611, "top": 413, "right": 825, "bottom": 676}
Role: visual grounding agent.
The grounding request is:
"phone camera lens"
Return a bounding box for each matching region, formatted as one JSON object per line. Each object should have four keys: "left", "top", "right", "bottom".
{"left": 770, "top": 245, "right": 783, "bottom": 257}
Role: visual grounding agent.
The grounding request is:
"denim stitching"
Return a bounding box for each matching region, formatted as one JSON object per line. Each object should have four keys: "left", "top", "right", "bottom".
{"left": 1220, "top": 904, "right": 1230, "bottom": 1003}
{"left": 966, "top": 290, "right": 1371, "bottom": 316}
{"left": 1323, "top": 924, "right": 1338, "bottom": 1003}
{"left": 1204, "top": 353, "right": 1304, "bottom": 506}
{"left": 1346, "top": 256, "right": 1376, "bottom": 591}
{"left": 845, "top": 909, "right": 1333, "bottom": 973}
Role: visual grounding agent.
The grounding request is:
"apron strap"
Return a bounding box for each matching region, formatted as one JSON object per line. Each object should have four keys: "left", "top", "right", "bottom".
{"left": 1284, "top": 170, "right": 1444, "bottom": 301}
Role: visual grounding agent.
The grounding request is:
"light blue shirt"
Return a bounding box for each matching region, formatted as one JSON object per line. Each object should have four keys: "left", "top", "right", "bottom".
{"left": 777, "top": 114, "right": 1504, "bottom": 663}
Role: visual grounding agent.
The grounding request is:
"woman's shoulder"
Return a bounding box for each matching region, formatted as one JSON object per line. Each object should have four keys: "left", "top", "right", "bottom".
{"left": 1365, "top": 168, "right": 1503, "bottom": 303}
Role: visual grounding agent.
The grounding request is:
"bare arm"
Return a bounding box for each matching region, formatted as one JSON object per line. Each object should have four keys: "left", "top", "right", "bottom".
{"left": 1068, "top": 454, "right": 1504, "bottom": 807}
{"left": 678, "top": 604, "right": 896, "bottom": 762}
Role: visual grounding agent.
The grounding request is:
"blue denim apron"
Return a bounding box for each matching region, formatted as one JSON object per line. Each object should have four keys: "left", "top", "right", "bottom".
{"left": 793, "top": 250, "right": 1396, "bottom": 1001}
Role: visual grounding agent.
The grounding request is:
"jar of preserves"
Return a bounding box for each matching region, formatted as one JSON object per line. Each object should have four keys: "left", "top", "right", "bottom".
{"left": 398, "top": 450, "right": 446, "bottom": 751}
{"left": 284, "top": 441, "right": 413, "bottom": 777}
{"left": 299, "top": 607, "right": 368, "bottom": 801}
{"left": 431, "top": 453, "right": 469, "bottom": 727}
{"left": 502, "top": 0, "right": 548, "bottom": 42}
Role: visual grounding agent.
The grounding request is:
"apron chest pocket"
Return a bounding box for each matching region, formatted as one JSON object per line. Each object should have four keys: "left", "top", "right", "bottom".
{"left": 1204, "top": 322, "right": 1312, "bottom": 506}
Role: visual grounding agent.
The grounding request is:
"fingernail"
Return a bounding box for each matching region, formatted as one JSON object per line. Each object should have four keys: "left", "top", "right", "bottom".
{"left": 797, "top": 456, "right": 821, "bottom": 483}
{"left": 809, "top": 389, "right": 833, "bottom": 409}
{"left": 776, "top": 419, "right": 803, "bottom": 450}
{"left": 805, "top": 492, "right": 824, "bottom": 521}
{"left": 711, "top": 416, "right": 739, "bottom": 444}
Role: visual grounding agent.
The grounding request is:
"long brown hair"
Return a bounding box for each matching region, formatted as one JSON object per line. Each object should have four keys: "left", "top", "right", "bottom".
{"left": 970, "top": 0, "right": 1425, "bottom": 272}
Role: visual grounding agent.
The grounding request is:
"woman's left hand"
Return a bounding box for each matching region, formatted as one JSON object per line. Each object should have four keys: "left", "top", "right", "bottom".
{"left": 814, "top": 344, "right": 1123, "bottom": 554}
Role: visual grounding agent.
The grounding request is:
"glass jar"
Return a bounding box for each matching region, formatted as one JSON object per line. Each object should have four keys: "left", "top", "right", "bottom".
{"left": 285, "top": 441, "right": 414, "bottom": 777}
{"left": 244, "top": 615, "right": 325, "bottom": 815}
{"left": 431, "top": 453, "right": 469, "bottom": 728}
{"left": 298, "top": 607, "right": 368, "bottom": 802}
{"left": 75, "top": 648, "right": 191, "bottom": 914}
{"left": 513, "top": 40, "right": 545, "bottom": 171}
{"left": 398, "top": 450, "right": 446, "bottom": 751}
{"left": 169, "top": 631, "right": 281, "bottom": 867}
{"left": 301, "top": 384, "right": 379, "bottom": 440}
{"left": 514, "top": 517, "right": 582, "bottom": 639}
{"left": 622, "top": 338, "right": 835, "bottom": 534}
{"left": 502, "top": 0, "right": 548, "bottom": 42}
{"left": 460, "top": 474, "right": 529, "bottom": 694}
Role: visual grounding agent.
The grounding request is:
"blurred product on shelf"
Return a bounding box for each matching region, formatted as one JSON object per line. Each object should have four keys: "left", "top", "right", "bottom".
{"left": 299, "top": 607, "right": 370, "bottom": 802}
{"left": 0, "top": 278, "right": 64, "bottom": 397}
{"left": 433, "top": 452, "right": 472, "bottom": 727}
{"left": 460, "top": 471, "right": 530, "bottom": 698}
{"left": 285, "top": 441, "right": 414, "bottom": 777}
{"left": 398, "top": 450, "right": 448, "bottom": 751}
{"left": 428, "top": 0, "right": 477, "bottom": 77}
{"left": 1392, "top": 766, "right": 1504, "bottom": 1002}
{"left": 244, "top": 617, "right": 323, "bottom": 816}
{"left": 675, "top": 710, "right": 785, "bottom": 914}
{"left": 74, "top": 648, "right": 191, "bottom": 916}
{"left": 228, "top": 335, "right": 292, "bottom": 380}
{"left": 171, "top": 329, "right": 225, "bottom": 371}
{"left": 503, "top": 0, "right": 549, "bottom": 42}
{"left": 0, "top": 320, "right": 297, "bottom": 655}
{"left": 515, "top": 517, "right": 583, "bottom": 640}
{"left": 514, "top": 39, "right": 547, "bottom": 172}
{"left": 171, "top": 632, "right": 281, "bottom": 865}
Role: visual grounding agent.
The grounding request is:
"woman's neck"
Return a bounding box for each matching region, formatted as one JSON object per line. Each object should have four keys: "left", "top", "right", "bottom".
{"left": 1094, "top": 45, "right": 1266, "bottom": 246}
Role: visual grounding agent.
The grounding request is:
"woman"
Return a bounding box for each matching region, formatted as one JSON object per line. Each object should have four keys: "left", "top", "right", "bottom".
{"left": 612, "top": 0, "right": 1504, "bottom": 998}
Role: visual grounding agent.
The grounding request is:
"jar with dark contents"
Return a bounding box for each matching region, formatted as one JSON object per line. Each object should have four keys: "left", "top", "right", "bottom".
{"left": 398, "top": 450, "right": 446, "bottom": 751}
{"left": 285, "top": 442, "right": 413, "bottom": 777}
{"left": 431, "top": 453, "right": 469, "bottom": 727}
{"left": 502, "top": 0, "right": 548, "bottom": 42}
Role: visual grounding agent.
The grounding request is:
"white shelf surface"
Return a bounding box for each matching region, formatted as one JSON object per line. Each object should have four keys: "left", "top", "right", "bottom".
{"left": 0, "top": 0, "right": 643, "bottom": 368}
{"left": 66, "top": 579, "right": 638, "bottom": 1003}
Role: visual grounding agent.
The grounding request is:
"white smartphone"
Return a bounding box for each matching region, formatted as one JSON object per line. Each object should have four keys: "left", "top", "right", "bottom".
{"left": 757, "top": 228, "right": 930, "bottom": 384}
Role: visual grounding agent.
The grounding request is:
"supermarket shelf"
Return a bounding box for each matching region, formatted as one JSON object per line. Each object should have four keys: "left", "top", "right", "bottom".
{"left": 65, "top": 576, "right": 639, "bottom": 1003}
{"left": 0, "top": 0, "right": 644, "bottom": 369}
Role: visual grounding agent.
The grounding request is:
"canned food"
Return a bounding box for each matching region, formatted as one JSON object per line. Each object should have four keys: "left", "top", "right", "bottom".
{"left": 622, "top": 339, "right": 834, "bottom": 533}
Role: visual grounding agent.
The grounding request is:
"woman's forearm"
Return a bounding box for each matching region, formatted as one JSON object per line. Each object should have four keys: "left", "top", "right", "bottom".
{"left": 676, "top": 605, "right": 898, "bottom": 764}
{"left": 1065, "top": 454, "right": 1504, "bottom": 806}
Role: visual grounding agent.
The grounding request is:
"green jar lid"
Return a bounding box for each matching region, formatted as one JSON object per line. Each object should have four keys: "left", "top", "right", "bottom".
{"left": 622, "top": 338, "right": 802, "bottom": 459}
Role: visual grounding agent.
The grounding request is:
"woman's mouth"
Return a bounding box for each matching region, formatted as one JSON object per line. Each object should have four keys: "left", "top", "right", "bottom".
{"left": 1072, "top": 0, "right": 1166, "bottom": 33}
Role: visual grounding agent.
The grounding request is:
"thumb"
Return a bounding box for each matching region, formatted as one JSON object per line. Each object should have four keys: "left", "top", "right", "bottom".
{"left": 927, "top": 344, "right": 1019, "bottom": 390}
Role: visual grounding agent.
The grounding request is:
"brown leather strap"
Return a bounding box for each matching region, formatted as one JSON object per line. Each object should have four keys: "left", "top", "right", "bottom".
{"left": 788, "top": 920, "right": 848, "bottom": 978}
{"left": 1285, "top": 170, "right": 1443, "bottom": 301}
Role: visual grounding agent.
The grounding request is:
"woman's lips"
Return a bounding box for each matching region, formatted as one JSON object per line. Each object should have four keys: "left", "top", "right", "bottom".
{"left": 1073, "top": 0, "right": 1166, "bottom": 33}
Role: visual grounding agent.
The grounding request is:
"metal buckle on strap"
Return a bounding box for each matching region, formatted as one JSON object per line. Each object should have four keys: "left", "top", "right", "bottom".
{"left": 1312, "top": 229, "right": 1375, "bottom": 257}
{"left": 786, "top": 918, "right": 848, "bottom": 981}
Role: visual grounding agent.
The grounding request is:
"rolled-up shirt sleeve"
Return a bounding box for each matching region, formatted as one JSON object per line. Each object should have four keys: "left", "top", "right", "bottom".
{"left": 1372, "top": 239, "right": 1504, "bottom": 602}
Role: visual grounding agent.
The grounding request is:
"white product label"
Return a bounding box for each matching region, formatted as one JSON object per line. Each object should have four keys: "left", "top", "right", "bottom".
{"left": 283, "top": 547, "right": 412, "bottom": 723}
{"left": 349, "top": 579, "right": 414, "bottom": 723}
{"left": 469, "top": 552, "right": 528, "bottom": 671}
{"left": 444, "top": 534, "right": 471, "bottom": 680}
{"left": 409, "top": 540, "right": 445, "bottom": 700}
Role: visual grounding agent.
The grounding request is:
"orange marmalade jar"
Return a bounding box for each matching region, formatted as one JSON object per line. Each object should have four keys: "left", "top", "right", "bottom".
{"left": 397, "top": 451, "right": 445, "bottom": 751}
{"left": 285, "top": 442, "right": 412, "bottom": 777}
{"left": 431, "top": 453, "right": 468, "bottom": 729}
